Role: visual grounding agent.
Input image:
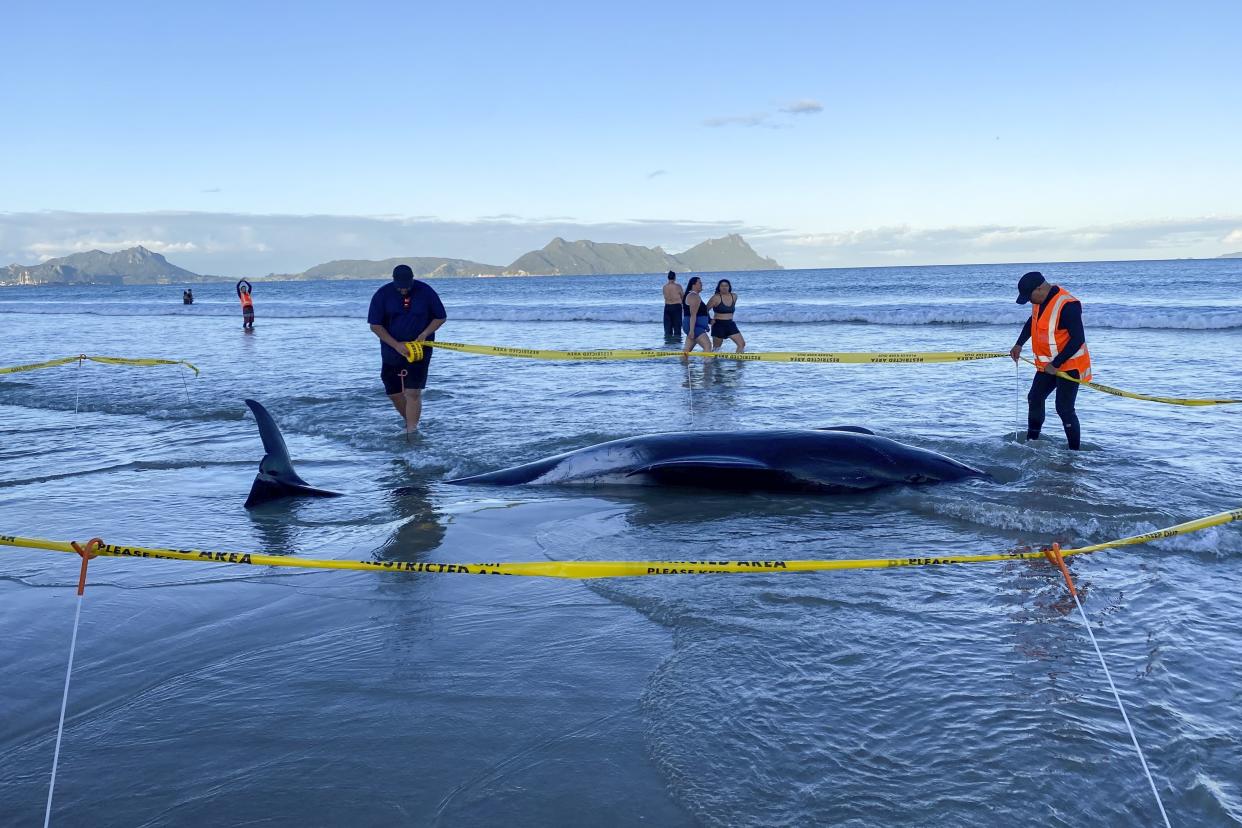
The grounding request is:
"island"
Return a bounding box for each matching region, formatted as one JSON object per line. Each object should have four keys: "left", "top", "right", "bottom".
{"left": 2, "top": 234, "right": 783, "bottom": 285}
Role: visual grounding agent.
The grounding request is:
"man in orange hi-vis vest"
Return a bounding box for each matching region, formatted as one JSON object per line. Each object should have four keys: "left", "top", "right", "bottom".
{"left": 1009, "top": 271, "right": 1091, "bottom": 450}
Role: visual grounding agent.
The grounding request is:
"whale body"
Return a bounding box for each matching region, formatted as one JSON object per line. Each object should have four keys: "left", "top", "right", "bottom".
{"left": 447, "top": 428, "right": 986, "bottom": 494}
{"left": 241, "top": 404, "right": 985, "bottom": 505}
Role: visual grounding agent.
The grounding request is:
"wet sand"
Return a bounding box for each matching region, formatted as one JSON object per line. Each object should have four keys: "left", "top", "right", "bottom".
{"left": 0, "top": 499, "right": 692, "bottom": 826}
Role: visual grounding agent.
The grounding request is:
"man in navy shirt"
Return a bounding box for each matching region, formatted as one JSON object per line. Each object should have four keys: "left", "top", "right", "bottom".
{"left": 368, "top": 264, "right": 447, "bottom": 433}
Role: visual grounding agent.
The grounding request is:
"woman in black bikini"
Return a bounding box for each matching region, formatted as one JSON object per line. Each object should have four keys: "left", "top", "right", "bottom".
{"left": 707, "top": 278, "right": 745, "bottom": 352}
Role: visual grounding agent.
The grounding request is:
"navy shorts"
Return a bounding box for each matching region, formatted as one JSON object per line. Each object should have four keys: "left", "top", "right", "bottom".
{"left": 381, "top": 351, "right": 432, "bottom": 394}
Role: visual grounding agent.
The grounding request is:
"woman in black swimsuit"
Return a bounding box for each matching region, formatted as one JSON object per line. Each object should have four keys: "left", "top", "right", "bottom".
{"left": 707, "top": 278, "right": 745, "bottom": 352}
{"left": 682, "top": 276, "right": 713, "bottom": 354}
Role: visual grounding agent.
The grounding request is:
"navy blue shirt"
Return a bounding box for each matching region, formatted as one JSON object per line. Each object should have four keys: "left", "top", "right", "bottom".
{"left": 368, "top": 281, "right": 447, "bottom": 364}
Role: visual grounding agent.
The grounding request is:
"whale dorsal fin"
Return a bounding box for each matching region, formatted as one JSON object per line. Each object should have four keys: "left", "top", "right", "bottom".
{"left": 246, "top": 399, "right": 310, "bottom": 486}
{"left": 243, "top": 399, "right": 343, "bottom": 508}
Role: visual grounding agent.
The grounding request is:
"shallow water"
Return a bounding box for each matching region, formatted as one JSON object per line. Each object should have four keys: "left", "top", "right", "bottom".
{"left": 2, "top": 260, "right": 1240, "bottom": 825}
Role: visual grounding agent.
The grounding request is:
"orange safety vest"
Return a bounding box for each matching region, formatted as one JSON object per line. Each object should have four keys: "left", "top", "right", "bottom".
{"left": 239, "top": 292, "right": 254, "bottom": 311}
{"left": 1031, "top": 287, "right": 1091, "bottom": 381}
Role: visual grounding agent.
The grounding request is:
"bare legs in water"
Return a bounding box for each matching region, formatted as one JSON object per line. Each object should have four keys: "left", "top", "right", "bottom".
{"left": 387, "top": 388, "right": 423, "bottom": 433}
{"left": 711, "top": 332, "right": 745, "bottom": 353}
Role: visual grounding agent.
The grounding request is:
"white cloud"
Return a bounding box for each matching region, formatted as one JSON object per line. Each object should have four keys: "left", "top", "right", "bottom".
{"left": 779, "top": 216, "right": 1242, "bottom": 265}
{"left": 780, "top": 99, "right": 823, "bottom": 115}
{"left": 704, "top": 100, "right": 823, "bottom": 128}
{"left": 25, "top": 239, "right": 202, "bottom": 258}
{"left": 5, "top": 211, "right": 1239, "bottom": 274}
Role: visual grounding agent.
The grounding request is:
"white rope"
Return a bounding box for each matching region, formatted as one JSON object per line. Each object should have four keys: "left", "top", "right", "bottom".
{"left": 1014, "top": 360, "right": 1023, "bottom": 441}
{"left": 1069, "top": 587, "right": 1171, "bottom": 827}
{"left": 179, "top": 363, "right": 193, "bottom": 408}
{"left": 686, "top": 357, "right": 694, "bottom": 417}
{"left": 72, "top": 357, "right": 84, "bottom": 416}
{"left": 45, "top": 590, "right": 85, "bottom": 827}
{"left": 51, "top": 363, "right": 89, "bottom": 826}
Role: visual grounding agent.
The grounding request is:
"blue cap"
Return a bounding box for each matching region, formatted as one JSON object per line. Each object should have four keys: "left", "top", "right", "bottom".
{"left": 1016, "top": 271, "right": 1045, "bottom": 304}
{"left": 392, "top": 264, "right": 415, "bottom": 288}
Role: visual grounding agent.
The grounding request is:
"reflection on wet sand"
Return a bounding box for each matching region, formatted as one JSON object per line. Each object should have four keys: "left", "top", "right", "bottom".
{"left": 375, "top": 482, "right": 448, "bottom": 563}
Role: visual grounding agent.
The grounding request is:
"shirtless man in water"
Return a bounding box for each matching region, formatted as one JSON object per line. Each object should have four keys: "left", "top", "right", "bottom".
{"left": 662, "top": 271, "right": 683, "bottom": 339}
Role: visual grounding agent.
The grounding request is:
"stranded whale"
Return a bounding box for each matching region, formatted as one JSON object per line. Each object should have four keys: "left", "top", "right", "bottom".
{"left": 446, "top": 428, "right": 986, "bottom": 494}
{"left": 242, "top": 402, "right": 984, "bottom": 505}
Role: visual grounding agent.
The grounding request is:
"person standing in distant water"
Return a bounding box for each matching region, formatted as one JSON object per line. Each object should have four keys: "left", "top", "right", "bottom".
{"left": 182, "top": 288, "right": 194, "bottom": 305}
{"left": 368, "top": 264, "right": 447, "bottom": 434}
{"left": 236, "top": 280, "right": 254, "bottom": 329}
{"left": 1009, "top": 271, "right": 1091, "bottom": 450}
{"left": 682, "top": 276, "right": 713, "bottom": 355}
{"left": 662, "top": 270, "right": 683, "bottom": 339}
{"left": 707, "top": 278, "right": 745, "bottom": 352}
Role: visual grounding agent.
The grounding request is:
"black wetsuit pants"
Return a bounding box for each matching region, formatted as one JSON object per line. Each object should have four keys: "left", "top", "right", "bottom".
{"left": 663, "top": 304, "right": 683, "bottom": 338}
{"left": 1027, "top": 368, "right": 1081, "bottom": 450}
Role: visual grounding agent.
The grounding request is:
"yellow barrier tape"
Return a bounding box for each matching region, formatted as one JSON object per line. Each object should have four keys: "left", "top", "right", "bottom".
{"left": 1019, "top": 358, "right": 1239, "bottom": 407}
{"left": 0, "top": 355, "right": 200, "bottom": 377}
{"left": 3, "top": 507, "right": 1237, "bottom": 579}
{"left": 411, "top": 340, "right": 1007, "bottom": 365}
{"left": 406, "top": 342, "right": 1238, "bottom": 406}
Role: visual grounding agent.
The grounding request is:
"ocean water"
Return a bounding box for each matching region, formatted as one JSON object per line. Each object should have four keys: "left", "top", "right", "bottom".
{"left": 1, "top": 258, "right": 1240, "bottom": 826}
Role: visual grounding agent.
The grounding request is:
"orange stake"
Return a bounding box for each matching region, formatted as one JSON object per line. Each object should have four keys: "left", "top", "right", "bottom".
{"left": 1043, "top": 542, "right": 1078, "bottom": 598}
{"left": 69, "top": 538, "right": 101, "bottom": 596}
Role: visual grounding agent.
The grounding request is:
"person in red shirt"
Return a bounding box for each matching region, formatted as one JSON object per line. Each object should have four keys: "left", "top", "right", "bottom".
{"left": 236, "top": 280, "right": 255, "bottom": 330}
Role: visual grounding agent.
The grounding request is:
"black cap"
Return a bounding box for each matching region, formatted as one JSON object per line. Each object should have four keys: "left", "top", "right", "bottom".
{"left": 1016, "top": 271, "right": 1045, "bottom": 304}
{"left": 392, "top": 264, "right": 414, "bottom": 288}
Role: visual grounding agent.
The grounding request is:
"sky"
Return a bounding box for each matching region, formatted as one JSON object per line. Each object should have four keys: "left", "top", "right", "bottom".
{"left": 2, "top": 0, "right": 1240, "bottom": 275}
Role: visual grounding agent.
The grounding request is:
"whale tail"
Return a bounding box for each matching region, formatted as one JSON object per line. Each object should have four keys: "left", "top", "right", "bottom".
{"left": 243, "top": 399, "right": 343, "bottom": 508}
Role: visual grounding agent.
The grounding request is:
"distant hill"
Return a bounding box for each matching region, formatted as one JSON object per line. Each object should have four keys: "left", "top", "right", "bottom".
{"left": 503, "top": 233, "right": 782, "bottom": 275}
{"left": 2, "top": 234, "right": 783, "bottom": 285}
{"left": 1, "top": 246, "right": 221, "bottom": 285}
{"left": 1219, "top": 252, "right": 1242, "bottom": 259}
{"left": 279, "top": 233, "right": 781, "bottom": 280}
{"left": 505, "top": 238, "right": 678, "bottom": 276}
{"left": 287, "top": 256, "right": 505, "bottom": 280}
{"left": 677, "top": 234, "right": 782, "bottom": 273}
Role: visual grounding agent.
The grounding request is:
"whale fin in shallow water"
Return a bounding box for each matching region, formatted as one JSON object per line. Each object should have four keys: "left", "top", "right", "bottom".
{"left": 243, "top": 399, "right": 343, "bottom": 508}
